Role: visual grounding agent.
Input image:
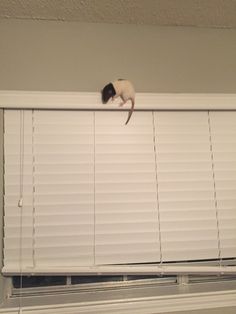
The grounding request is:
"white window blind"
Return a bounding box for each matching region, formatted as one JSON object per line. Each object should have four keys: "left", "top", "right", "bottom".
{"left": 95, "top": 112, "right": 160, "bottom": 265}
{"left": 3, "top": 109, "right": 236, "bottom": 275}
{"left": 154, "top": 111, "right": 219, "bottom": 262}
{"left": 209, "top": 112, "right": 236, "bottom": 259}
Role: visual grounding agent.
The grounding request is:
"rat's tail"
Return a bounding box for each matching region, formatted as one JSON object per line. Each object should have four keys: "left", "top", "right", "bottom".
{"left": 125, "top": 98, "right": 135, "bottom": 125}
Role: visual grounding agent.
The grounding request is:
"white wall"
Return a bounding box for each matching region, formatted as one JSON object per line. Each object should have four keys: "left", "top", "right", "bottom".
{"left": 0, "top": 19, "right": 236, "bottom": 93}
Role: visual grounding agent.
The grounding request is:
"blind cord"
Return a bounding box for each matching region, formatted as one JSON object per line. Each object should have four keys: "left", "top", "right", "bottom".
{"left": 93, "top": 111, "right": 96, "bottom": 266}
{"left": 207, "top": 111, "right": 223, "bottom": 270}
{"left": 18, "top": 110, "right": 24, "bottom": 313}
{"left": 152, "top": 112, "right": 163, "bottom": 272}
{"left": 32, "top": 110, "right": 36, "bottom": 269}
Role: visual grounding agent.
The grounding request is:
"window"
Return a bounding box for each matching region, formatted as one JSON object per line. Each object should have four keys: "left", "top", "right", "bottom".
{"left": 1, "top": 92, "right": 236, "bottom": 313}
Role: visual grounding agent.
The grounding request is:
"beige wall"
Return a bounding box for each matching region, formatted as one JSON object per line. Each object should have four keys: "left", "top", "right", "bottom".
{"left": 0, "top": 19, "right": 236, "bottom": 93}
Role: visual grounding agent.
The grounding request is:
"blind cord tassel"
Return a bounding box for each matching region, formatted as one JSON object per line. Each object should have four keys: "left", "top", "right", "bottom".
{"left": 18, "top": 198, "right": 23, "bottom": 208}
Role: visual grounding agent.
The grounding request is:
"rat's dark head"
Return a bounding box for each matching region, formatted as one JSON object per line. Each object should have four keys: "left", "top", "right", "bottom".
{"left": 101, "top": 83, "right": 116, "bottom": 104}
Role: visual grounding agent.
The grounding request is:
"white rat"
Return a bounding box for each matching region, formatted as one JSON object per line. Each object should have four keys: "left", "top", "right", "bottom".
{"left": 101, "top": 79, "right": 135, "bottom": 125}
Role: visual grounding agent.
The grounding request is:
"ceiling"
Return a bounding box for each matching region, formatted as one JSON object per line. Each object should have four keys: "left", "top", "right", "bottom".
{"left": 0, "top": 0, "right": 236, "bottom": 28}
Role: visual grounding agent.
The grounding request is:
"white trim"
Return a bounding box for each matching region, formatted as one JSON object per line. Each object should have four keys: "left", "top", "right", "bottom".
{"left": 2, "top": 265, "right": 236, "bottom": 276}
{"left": 1, "top": 91, "right": 236, "bottom": 110}
{"left": 1, "top": 290, "right": 236, "bottom": 313}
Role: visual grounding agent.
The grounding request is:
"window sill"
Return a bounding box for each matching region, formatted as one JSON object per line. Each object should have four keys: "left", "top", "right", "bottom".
{"left": 1, "top": 281, "right": 236, "bottom": 313}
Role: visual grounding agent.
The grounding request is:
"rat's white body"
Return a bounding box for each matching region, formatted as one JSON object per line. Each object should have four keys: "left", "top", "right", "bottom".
{"left": 112, "top": 80, "right": 135, "bottom": 124}
{"left": 112, "top": 80, "right": 135, "bottom": 103}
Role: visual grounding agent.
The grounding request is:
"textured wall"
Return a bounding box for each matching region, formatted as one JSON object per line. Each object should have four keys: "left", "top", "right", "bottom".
{"left": 0, "top": 19, "right": 236, "bottom": 93}
{"left": 1, "top": 0, "right": 236, "bottom": 28}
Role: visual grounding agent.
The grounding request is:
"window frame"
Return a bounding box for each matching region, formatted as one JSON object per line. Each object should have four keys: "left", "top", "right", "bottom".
{"left": 1, "top": 277, "right": 236, "bottom": 313}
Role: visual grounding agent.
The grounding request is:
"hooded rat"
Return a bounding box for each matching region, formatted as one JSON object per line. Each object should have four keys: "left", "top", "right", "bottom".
{"left": 101, "top": 79, "right": 135, "bottom": 125}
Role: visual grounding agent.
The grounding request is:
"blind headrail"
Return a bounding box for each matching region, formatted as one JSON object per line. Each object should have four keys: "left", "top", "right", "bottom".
{"left": 1, "top": 91, "right": 236, "bottom": 110}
